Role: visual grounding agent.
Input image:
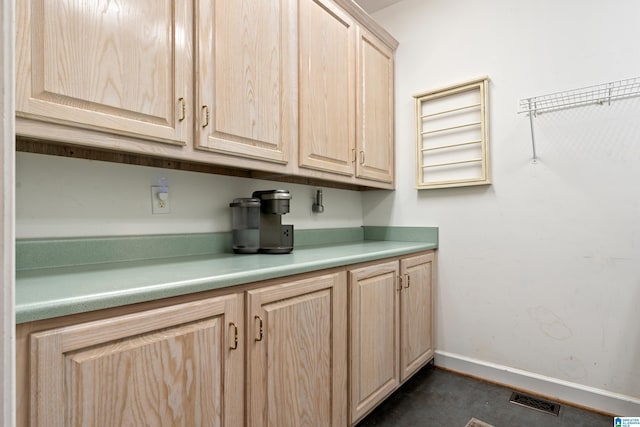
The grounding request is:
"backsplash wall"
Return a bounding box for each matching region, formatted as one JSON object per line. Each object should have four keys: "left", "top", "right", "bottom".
{"left": 16, "top": 152, "right": 364, "bottom": 239}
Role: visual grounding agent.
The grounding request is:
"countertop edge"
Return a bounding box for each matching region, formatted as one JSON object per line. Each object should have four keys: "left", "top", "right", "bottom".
{"left": 17, "top": 230, "right": 438, "bottom": 323}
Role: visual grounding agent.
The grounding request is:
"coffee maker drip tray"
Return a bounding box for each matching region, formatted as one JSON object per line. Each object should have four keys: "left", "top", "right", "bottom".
{"left": 260, "top": 247, "right": 294, "bottom": 254}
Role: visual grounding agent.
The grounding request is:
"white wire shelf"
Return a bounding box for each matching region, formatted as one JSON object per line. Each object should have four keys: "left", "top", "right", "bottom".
{"left": 518, "top": 76, "right": 640, "bottom": 162}
{"left": 518, "top": 76, "right": 640, "bottom": 115}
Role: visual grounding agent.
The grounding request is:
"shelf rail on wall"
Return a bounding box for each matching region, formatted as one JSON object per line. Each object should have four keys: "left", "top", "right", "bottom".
{"left": 518, "top": 76, "right": 640, "bottom": 161}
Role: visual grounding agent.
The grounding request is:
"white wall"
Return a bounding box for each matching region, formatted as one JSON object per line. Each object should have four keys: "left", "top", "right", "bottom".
{"left": 365, "top": 0, "right": 640, "bottom": 413}
{"left": 16, "top": 152, "right": 363, "bottom": 238}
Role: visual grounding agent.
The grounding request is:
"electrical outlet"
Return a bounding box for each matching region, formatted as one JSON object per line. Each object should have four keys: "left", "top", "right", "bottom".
{"left": 151, "top": 185, "right": 170, "bottom": 214}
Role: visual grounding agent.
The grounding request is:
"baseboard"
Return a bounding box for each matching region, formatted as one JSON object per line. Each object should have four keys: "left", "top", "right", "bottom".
{"left": 434, "top": 350, "right": 640, "bottom": 416}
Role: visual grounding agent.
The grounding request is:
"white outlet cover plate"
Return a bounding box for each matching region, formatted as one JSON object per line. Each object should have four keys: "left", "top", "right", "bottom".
{"left": 151, "top": 186, "right": 170, "bottom": 214}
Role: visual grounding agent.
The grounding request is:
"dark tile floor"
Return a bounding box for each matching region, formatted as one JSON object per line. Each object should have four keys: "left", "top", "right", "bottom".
{"left": 356, "top": 363, "right": 613, "bottom": 427}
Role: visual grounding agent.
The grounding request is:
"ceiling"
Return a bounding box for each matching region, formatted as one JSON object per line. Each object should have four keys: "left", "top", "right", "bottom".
{"left": 354, "top": 0, "right": 404, "bottom": 13}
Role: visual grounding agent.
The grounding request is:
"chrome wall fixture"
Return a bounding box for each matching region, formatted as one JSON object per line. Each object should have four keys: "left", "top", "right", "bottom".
{"left": 518, "top": 76, "right": 640, "bottom": 161}
{"left": 312, "top": 189, "right": 324, "bottom": 213}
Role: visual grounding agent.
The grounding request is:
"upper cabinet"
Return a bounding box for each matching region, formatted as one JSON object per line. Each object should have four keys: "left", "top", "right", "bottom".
{"left": 356, "top": 27, "right": 395, "bottom": 184}
{"left": 16, "top": 0, "right": 397, "bottom": 189}
{"left": 195, "top": 0, "right": 296, "bottom": 166}
{"left": 298, "top": 0, "right": 356, "bottom": 176}
{"left": 298, "top": 0, "right": 396, "bottom": 186}
{"left": 16, "top": 0, "right": 192, "bottom": 146}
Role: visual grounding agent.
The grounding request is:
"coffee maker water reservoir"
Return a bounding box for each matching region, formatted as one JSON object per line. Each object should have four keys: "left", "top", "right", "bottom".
{"left": 229, "top": 198, "right": 261, "bottom": 254}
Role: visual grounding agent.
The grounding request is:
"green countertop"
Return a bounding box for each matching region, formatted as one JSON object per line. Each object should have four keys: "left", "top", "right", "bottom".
{"left": 16, "top": 227, "right": 437, "bottom": 323}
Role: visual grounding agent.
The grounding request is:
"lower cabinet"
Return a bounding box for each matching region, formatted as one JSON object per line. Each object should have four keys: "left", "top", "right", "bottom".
{"left": 19, "top": 251, "right": 433, "bottom": 427}
{"left": 349, "top": 259, "right": 400, "bottom": 423}
{"left": 28, "top": 294, "right": 244, "bottom": 427}
{"left": 246, "top": 271, "right": 348, "bottom": 427}
{"left": 399, "top": 252, "right": 435, "bottom": 381}
{"left": 349, "top": 252, "right": 435, "bottom": 424}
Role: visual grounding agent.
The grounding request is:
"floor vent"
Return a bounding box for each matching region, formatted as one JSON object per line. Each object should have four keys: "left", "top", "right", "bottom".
{"left": 509, "top": 392, "right": 561, "bottom": 416}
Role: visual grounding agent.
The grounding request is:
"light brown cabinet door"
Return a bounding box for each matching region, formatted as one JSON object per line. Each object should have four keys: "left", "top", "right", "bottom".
{"left": 29, "top": 294, "right": 244, "bottom": 427}
{"left": 399, "top": 252, "right": 435, "bottom": 381}
{"left": 16, "top": 0, "right": 192, "bottom": 145}
{"left": 196, "top": 0, "right": 295, "bottom": 164}
{"left": 298, "top": 0, "right": 356, "bottom": 176}
{"left": 356, "top": 27, "right": 395, "bottom": 184}
{"left": 247, "top": 272, "right": 347, "bottom": 427}
{"left": 348, "top": 260, "right": 400, "bottom": 424}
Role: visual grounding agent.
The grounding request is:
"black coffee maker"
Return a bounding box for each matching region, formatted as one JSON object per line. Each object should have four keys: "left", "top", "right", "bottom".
{"left": 251, "top": 190, "right": 294, "bottom": 254}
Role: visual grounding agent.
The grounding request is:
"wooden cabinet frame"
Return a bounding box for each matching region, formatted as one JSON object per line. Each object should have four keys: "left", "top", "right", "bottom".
{"left": 246, "top": 271, "right": 348, "bottom": 427}
{"left": 16, "top": 0, "right": 193, "bottom": 146}
{"left": 356, "top": 26, "right": 395, "bottom": 184}
{"left": 195, "top": 0, "right": 296, "bottom": 165}
{"left": 298, "top": 0, "right": 356, "bottom": 176}
{"left": 15, "top": 0, "right": 398, "bottom": 190}
{"left": 27, "top": 294, "right": 244, "bottom": 427}
{"left": 17, "top": 251, "right": 434, "bottom": 427}
{"left": 399, "top": 252, "right": 435, "bottom": 380}
{"left": 348, "top": 251, "right": 435, "bottom": 424}
{"left": 349, "top": 260, "right": 400, "bottom": 423}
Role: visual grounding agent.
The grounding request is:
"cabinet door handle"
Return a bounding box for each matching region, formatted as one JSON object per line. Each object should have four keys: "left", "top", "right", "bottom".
{"left": 397, "top": 276, "right": 403, "bottom": 292}
{"left": 254, "top": 315, "right": 264, "bottom": 342}
{"left": 229, "top": 322, "right": 239, "bottom": 350}
{"left": 352, "top": 148, "right": 356, "bottom": 163}
{"left": 360, "top": 150, "right": 365, "bottom": 165}
{"left": 201, "top": 105, "right": 210, "bottom": 128}
{"left": 404, "top": 274, "right": 411, "bottom": 288}
{"left": 178, "top": 97, "right": 186, "bottom": 122}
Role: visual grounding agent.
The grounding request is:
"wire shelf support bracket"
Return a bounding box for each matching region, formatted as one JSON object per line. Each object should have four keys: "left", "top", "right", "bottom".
{"left": 518, "top": 76, "right": 640, "bottom": 162}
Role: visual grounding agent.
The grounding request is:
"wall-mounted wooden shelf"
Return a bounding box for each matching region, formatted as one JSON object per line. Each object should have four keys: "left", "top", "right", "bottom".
{"left": 414, "top": 77, "right": 490, "bottom": 189}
